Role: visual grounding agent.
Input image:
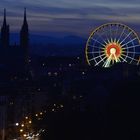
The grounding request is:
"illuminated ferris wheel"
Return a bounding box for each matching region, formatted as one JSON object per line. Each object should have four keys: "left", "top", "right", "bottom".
{"left": 85, "top": 23, "right": 140, "bottom": 68}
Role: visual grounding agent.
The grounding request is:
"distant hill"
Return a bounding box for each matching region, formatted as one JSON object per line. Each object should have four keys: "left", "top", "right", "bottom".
{"left": 10, "top": 33, "right": 86, "bottom": 45}
{"left": 10, "top": 33, "right": 87, "bottom": 56}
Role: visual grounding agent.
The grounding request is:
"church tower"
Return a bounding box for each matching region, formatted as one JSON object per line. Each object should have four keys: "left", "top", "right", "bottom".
{"left": 20, "top": 8, "right": 29, "bottom": 64}
{"left": 20, "top": 8, "right": 29, "bottom": 48}
{"left": 1, "top": 9, "right": 9, "bottom": 48}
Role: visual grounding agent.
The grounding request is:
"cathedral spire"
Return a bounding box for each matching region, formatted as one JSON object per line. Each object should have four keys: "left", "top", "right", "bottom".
{"left": 20, "top": 8, "right": 29, "bottom": 64}
{"left": 1, "top": 8, "right": 9, "bottom": 47}
{"left": 24, "top": 8, "right": 27, "bottom": 24}
{"left": 20, "top": 8, "right": 29, "bottom": 48}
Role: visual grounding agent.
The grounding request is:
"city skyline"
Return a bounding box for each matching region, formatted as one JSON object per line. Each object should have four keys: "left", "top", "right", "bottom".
{"left": 0, "top": 1, "right": 140, "bottom": 140}
{"left": 0, "top": 0, "right": 140, "bottom": 37}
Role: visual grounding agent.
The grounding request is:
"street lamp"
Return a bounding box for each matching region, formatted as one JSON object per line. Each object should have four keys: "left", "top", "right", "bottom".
{"left": 15, "top": 123, "right": 19, "bottom": 126}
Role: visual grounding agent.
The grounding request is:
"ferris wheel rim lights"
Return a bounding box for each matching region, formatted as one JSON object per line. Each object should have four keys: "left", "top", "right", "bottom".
{"left": 85, "top": 23, "right": 140, "bottom": 68}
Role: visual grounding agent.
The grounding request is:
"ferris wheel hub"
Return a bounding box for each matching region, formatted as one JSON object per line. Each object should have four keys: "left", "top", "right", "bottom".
{"left": 110, "top": 48, "right": 116, "bottom": 54}
{"left": 106, "top": 43, "right": 122, "bottom": 59}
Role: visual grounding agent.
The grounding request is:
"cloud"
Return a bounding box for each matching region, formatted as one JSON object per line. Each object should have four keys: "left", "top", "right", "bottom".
{"left": 0, "top": 0, "right": 140, "bottom": 36}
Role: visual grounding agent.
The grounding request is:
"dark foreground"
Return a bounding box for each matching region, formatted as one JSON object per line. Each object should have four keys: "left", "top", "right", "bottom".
{"left": 40, "top": 72, "right": 140, "bottom": 140}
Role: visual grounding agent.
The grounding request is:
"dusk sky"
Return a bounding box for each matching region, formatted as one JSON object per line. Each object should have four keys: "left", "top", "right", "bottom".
{"left": 0, "top": 0, "right": 140, "bottom": 37}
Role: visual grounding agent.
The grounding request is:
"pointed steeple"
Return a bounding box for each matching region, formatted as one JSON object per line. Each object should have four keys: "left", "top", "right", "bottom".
{"left": 20, "top": 8, "right": 29, "bottom": 64}
{"left": 1, "top": 8, "right": 9, "bottom": 47}
{"left": 20, "top": 8, "right": 29, "bottom": 48}
{"left": 24, "top": 8, "right": 27, "bottom": 25}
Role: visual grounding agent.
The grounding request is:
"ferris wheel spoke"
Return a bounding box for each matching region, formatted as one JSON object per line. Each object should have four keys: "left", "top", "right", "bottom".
{"left": 107, "top": 39, "right": 111, "bottom": 44}
{"left": 120, "top": 56, "right": 127, "bottom": 62}
{"left": 103, "top": 26, "right": 110, "bottom": 43}
{"left": 120, "top": 31, "right": 133, "bottom": 45}
{"left": 126, "top": 51, "right": 140, "bottom": 54}
{"left": 96, "top": 33, "right": 108, "bottom": 45}
{"left": 95, "top": 55, "right": 107, "bottom": 66}
{"left": 111, "top": 38, "right": 114, "bottom": 43}
{"left": 112, "top": 26, "right": 117, "bottom": 41}
{"left": 114, "top": 25, "right": 119, "bottom": 42}
{"left": 91, "top": 38, "right": 106, "bottom": 47}
{"left": 117, "top": 26, "right": 126, "bottom": 43}
{"left": 88, "top": 54, "right": 106, "bottom": 63}
{"left": 121, "top": 37, "right": 137, "bottom": 47}
{"left": 88, "top": 58, "right": 95, "bottom": 63}
{"left": 109, "top": 25, "right": 113, "bottom": 42}
{"left": 122, "top": 54, "right": 138, "bottom": 62}
{"left": 114, "top": 25, "right": 119, "bottom": 41}
{"left": 123, "top": 44, "right": 140, "bottom": 49}
{"left": 88, "top": 54, "right": 105, "bottom": 62}
{"left": 110, "top": 26, "right": 112, "bottom": 39}
{"left": 88, "top": 44, "right": 104, "bottom": 49}
{"left": 94, "top": 54, "right": 106, "bottom": 59}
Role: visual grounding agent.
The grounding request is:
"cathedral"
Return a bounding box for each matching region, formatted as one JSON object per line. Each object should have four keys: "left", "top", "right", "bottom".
{"left": 0, "top": 9, "right": 30, "bottom": 140}
{"left": 0, "top": 8, "right": 29, "bottom": 67}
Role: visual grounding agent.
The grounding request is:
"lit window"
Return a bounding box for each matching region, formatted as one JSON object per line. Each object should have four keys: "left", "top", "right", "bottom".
{"left": 15, "top": 123, "right": 19, "bottom": 126}
{"left": 42, "top": 63, "right": 45, "bottom": 66}
{"left": 23, "top": 134, "right": 27, "bottom": 137}
{"left": 20, "top": 129, "right": 23, "bottom": 132}
{"left": 82, "top": 72, "right": 85, "bottom": 75}
{"left": 69, "top": 64, "right": 72, "bottom": 67}
{"left": 48, "top": 72, "right": 51, "bottom": 76}
{"left": 21, "top": 124, "right": 24, "bottom": 127}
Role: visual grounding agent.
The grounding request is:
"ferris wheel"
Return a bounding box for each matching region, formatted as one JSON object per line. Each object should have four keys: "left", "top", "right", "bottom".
{"left": 85, "top": 23, "right": 140, "bottom": 68}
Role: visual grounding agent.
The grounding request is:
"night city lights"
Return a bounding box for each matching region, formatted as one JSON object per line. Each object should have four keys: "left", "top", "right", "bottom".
{"left": 1, "top": 0, "right": 140, "bottom": 140}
